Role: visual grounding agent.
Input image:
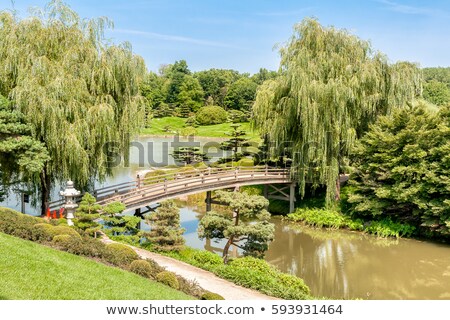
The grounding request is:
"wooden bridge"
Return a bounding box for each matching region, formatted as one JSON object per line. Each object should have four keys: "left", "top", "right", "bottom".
{"left": 48, "top": 166, "right": 297, "bottom": 214}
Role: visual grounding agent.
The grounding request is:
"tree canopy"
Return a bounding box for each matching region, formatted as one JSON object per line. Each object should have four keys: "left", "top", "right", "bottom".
{"left": 198, "top": 191, "right": 274, "bottom": 262}
{"left": 252, "top": 18, "right": 421, "bottom": 204}
{"left": 348, "top": 104, "right": 450, "bottom": 238}
{"left": 0, "top": 0, "right": 146, "bottom": 213}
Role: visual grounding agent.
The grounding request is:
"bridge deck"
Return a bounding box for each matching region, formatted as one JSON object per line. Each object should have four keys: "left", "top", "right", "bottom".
{"left": 48, "top": 166, "right": 293, "bottom": 211}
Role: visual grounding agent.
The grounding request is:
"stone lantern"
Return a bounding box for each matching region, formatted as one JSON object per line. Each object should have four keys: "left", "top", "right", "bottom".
{"left": 60, "top": 180, "right": 80, "bottom": 226}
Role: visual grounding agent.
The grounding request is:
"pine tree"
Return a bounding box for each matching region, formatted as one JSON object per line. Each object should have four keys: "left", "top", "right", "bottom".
{"left": 198, "top": 191, "right": 274, "bottom": 263}
{"left": 143, "top": 200, "right": 185, "bottom": 251}
{"left": 74, "top": 193, "right": 101, "bottom": 236}
{"left": 171, "top": 147, "right": 209, "bottom": 165}
{"left": 0, "top": 95, "right": 49, "bottom": 197}
{"left": 220, "top": 124, "right": 250, "bottom": 161}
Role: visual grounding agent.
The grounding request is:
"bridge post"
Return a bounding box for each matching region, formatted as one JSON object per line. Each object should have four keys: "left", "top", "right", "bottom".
{"left": 265, "top": 164, "right": 268, "bottom": 175}
{"left": 206, "top": 191, "right": 212, "bottom": 212}
{"left": 137, "top": 174, "right": 141, "bottom": 188}
{"left": 289, "top": 182, "right": 296, "bottom": 213}
{"left": 164, "top": 178, "right": 167, "bottom": 194}
{"left": 263, "top": 185, "right": 268, "bottom": 199}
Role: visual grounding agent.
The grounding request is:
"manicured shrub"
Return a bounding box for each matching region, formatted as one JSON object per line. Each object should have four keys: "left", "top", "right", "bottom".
{"left": 237, "top": 158, "right": 254, "bottom": 167}
{"left": 51, "top": 226, "right": 82, "bottom": 239}
{"left": 32, "top": 223, "right": 56, "bottom": 241}
{"left": 0, "top": 208, "right": 41, "bottom": 240}
{"left": 156, "top": 271, "right": 179, "bottom": 290}
{"left": 195, "top": 106, "right": 228, "bottom": 125}
{"left": 105, "top": 243, "right": 139, "bottom": 267}
{"left": 276, "top": 273, "right": 310, "bottom": 296}
{"left": 192, "top": 250, "right": 223, "bottom": 268}
{"left": 52, "top": 234, "right": 72, "bottom": 245}
{"left": 215, "top": 256, "right": 311, "bottom": 300}
{"left": 228, "top": 257, "right": 277, "bottom": 278}
{"left": 61, "top": 236, "right": 107, "bottom": 258}
{"left": 201, "top": 292, "right": 225, "bottom": 300}
{"left": 130, "top": 260, "right": 155, "bottom": 279}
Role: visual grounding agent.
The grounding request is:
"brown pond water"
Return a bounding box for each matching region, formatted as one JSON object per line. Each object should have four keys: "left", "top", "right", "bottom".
{"left": 175, "top": 204, "right": 450, "bottom": 300}
{"left": 265, "top": 219, "right": 450, "bottom": 300}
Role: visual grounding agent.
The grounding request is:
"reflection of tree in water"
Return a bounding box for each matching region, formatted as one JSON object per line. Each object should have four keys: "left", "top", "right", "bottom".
{"left": 265, "top": 220, "right": 450, "bottom": 299}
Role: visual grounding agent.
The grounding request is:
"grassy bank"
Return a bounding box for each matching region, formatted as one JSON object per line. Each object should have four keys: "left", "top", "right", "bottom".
{"left": 141, "top": 117, "right": 259, "bottom": 139}
{"left": 0, "top": 232, "right": 192, "bottom": 300}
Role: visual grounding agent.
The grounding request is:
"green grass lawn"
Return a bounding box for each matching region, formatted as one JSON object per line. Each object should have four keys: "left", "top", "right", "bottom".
{"left": 141, "top": 117, "right": 260, "bottom": 140}
{"left": 0, "top": 232, "right": 192, "bottom": 300}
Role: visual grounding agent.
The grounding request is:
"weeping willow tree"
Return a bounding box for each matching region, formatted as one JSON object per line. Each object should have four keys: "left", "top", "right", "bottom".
{"left": 0, "top": 0, "right": 147, "bottom": 214}
{"left": 253, "top": 18, "right": 421, "bottom": 204}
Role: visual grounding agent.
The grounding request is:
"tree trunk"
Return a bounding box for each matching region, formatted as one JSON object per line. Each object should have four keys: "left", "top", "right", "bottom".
{"left": 222, "top": 210, "right": 239, "bottom": 263}
{"left": 335, "top": 176, "right": 341, "bottom": 201}
{"left": 40, "top": 164, "right": 51, "bottom": 216}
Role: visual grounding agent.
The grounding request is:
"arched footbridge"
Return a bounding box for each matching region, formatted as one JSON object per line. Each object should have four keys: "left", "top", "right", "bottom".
{"left": 49, "top": 166, "right": 298, "bottom": 214}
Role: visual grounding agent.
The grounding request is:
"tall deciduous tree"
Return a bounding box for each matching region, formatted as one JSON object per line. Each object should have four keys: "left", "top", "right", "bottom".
{"left": 252, "top": 18, "right": 421, "bottom": 204}
{"left": 177, "top": 75, "right": 204, "bottom": 115}
{"left": 198, "top": 191, "right": 274, "bottom": 263}
{"left": 0, "top": 1, "right": 146, "bottom": 214}
{"left": 224, "top": 77, "right": 258, "bottom": 111}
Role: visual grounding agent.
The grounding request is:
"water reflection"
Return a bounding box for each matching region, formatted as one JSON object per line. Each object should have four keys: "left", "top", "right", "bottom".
{"left": 266, "top": 220, "right": 450, "bottom": 299}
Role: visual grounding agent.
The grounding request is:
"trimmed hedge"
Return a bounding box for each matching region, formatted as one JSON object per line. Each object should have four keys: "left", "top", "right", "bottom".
{"left": 201, "top": 292, "right": 225, "bottom": 300}
{"left": 156, "top": 271, "right": 179, "bottom": 290}
{"left": 0, "top": 208, "right": 41, "bottom": 240}
{"left": 130, "top": 260, "right": 155, "bottom": 279}
{"left": 105, "top": 243, "right": 139, "bottom": 267}
{"left": 216, "top": 257, "right": 310, "bottom": 300}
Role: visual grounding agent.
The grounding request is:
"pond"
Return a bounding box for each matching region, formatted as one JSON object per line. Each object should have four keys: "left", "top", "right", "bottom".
{"left": 170, "top": 200, "right": 450, "bottom": 300}
{"left": 2, "top": 135, "right": 449, "bottom": 300}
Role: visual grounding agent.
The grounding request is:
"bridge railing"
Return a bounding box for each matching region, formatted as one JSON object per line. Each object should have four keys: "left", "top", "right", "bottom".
{"left": 96, "top": 166, "right": 290, "bottom": 206}
{"left": 48, "top": 166, "right": 291, "bottom": 209}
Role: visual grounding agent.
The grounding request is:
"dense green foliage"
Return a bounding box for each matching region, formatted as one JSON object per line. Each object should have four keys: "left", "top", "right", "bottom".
{"left": 423, "top": 80, "right": 450, "bottom": 106}
{"left": 156, "top": 271, "right": 180, "bottom": 289}
{"left": 102, "top": 201, "right": 141, "bottom": 244}
{"left": 0, "top": 95, "right": 49, "bottom": 197}
{"left": 74, "top": 193, "right": 101, "bottom": 236}
{"left": 143, "top": 200, "right": 185, "bottom": 251}
{"left": 140, "top": 60, "right": 274, "bottom": 119}
{"left": 104, "top": 243, "right": 139, "bottom": 267}
{"left": 195, "top": 106, "right": 228, "bottom": 125}
{"left": 0, "top": 232, "right": 192, "bottom": 300}
{"left": 171, "top": 147, "right": 209, "bottom": 165}
{"left": 164, "top": 246, "right": 311, "bottom": 300}
{"left": 253, "top": 18, "right": 421, "bottom": 204}
{"left": 130, "top": 259, "right": 156, "bottom": 279}
{"left": 220, "top": 124, "right": 251, "bottom": 161}
{"left": 0, "top": 1, "right": 146, "bottom": 214}
{"left": 348, "top": 104, "right": 450, "bottom": 237}
{"left": 198, "top": 191, "right": 274, "bottom": 262}
{"left": 223, "top": 77, "right": 258, "bottom": 111}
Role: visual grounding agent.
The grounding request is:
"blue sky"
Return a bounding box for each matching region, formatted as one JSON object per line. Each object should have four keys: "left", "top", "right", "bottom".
{"left": 7, "top": 0, "right": 450, "bottom": 73}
